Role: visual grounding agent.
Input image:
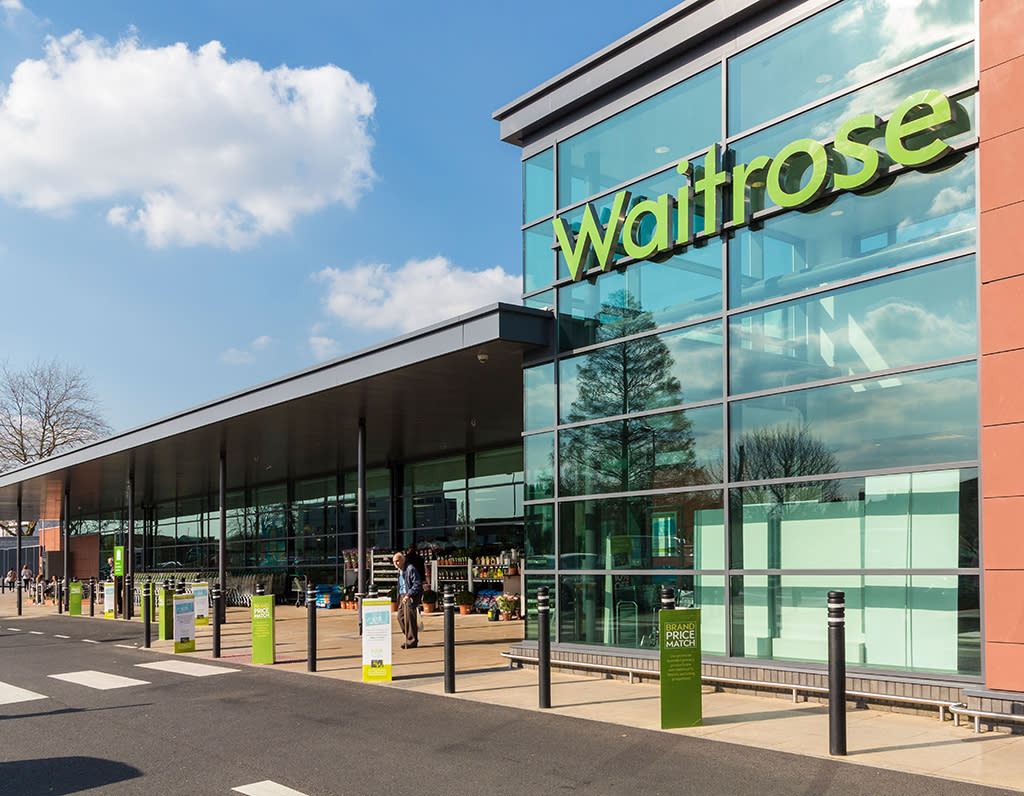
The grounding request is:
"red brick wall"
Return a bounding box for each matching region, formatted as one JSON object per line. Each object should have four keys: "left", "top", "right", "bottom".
{"left": 979, "top": 0, "right": 1024, "bottom": 692}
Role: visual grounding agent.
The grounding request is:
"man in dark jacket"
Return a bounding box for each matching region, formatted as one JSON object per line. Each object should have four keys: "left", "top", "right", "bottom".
{"left": 393, "top": 551, "right": 422, "bottom": 649}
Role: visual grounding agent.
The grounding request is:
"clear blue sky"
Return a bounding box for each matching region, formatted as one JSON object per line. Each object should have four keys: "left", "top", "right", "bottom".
{"left": 0, "top": 0, "right": 674, "bottom": 432}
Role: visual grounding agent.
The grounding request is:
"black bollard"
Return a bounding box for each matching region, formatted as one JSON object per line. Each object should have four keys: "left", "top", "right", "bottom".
{"left": 537, "top": 586, "right": 551, "bottom": 709}
{"left": 443, "top": 584, "right": 455, "bottom": 693}
{"left": 660, "top": 586, "right": 675, "bottom": 610}
{"left": 367, "top": 583, "right": 378, "bottom": 599}
{"left": 57, "top": 578, "right": 63, "bottom": 614}
{"left": 176, "top": 580, "right": 186, "bottom": 595}
{"left": 142, "top": 582, "right": 151, "bottom": 649}
{"left": 16, "top": 579, "right": 21, "bottom": 616}
{"left": 828, "top": 590, "right": 847, "bottom": 756}
{"left": 255, "top": 582, "right": 265, "bottom": 597}
{"left": 307, "top": 583, "right": 317, "bottom": 673}
{"left": 212, "top": 584, "right": 222, "bottom": 659}
{"left": 89, "top": 577, "right": 95, "bottom": 617}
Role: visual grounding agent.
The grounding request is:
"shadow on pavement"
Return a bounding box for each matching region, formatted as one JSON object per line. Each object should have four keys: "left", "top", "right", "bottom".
{"left": 0, "top": 756, "right": 141, "bottom": 794}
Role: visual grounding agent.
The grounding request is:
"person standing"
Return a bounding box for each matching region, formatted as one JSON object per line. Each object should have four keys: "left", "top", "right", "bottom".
{"left": 20, "top": 564, "right": 32, "bottom": 591}
{"left": 393, "top": 551, "right": 422, "bottom": 649}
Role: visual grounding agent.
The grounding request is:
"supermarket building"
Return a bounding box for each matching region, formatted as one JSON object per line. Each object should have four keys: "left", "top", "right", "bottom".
{"left": 3, "top": 0, "right": 1024, "bottom": 710}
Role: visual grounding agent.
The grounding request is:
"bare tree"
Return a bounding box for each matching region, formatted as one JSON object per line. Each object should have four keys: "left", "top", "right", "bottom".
{"left": 0, "top": 359, "right": 111, "bottom": 472}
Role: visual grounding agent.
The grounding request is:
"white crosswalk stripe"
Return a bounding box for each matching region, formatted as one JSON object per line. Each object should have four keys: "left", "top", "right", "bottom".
{"left": 0, "top": 681, "right": 47, "bottom": 705}
{"left": 136, "top": 660, "right": 238, "bottom": 677}
{"left": 49, "top": 670, "right": 150, "bottom": 690}
{"left": 233, "top": 781, "right": 310, "bottom": 796}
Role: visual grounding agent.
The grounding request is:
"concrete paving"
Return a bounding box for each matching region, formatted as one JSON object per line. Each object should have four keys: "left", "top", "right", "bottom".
{"left": 4, "top": 589, "right": 1023, "bottom": 793}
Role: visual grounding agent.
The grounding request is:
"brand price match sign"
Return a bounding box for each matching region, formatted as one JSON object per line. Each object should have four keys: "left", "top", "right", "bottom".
{"left": 68, "top": 581, "right": 82, "bottom": 616}
{"left": 361, "top": 598, "right": 392, "bottom": 682}
{"left": 191, "top": 583, "right": 210, "bottom": 626}
{"left": 660, "top": 607, "right": 702, "bottom": 728}
{"left": 103, "top": 582, "right": 116, "bottom": 619}
{"left": 173, "top": 593, "right": 196, "bottom": 653}
{"left": 251, "top": 594, "right": 275, "bottom": 664}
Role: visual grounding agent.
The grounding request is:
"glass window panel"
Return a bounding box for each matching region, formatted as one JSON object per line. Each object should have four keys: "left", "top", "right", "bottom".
{"left": 523, "top": 289, "right": 554, "bottom": 310}
{"left": 403, "top": 456, "right": 466, "bottom": 494}
{"left": 525, "top": 504, "right": 554, "bottom": 570}
{"left": 728, "top": 468, "right": 977, "bottom": 569}
{"left": 342, "top": 468, "right": 391, "bottom": 499}
{"left": 560, "top": 321, "right": 723, "bottom": 423}
{"left": 559, "top": 490, "right": 723, "bottom": 570}
{"left": 559, "top": 240, "right": 723, "bottom": 351}
{"left": 469, "top": 446, "right": 523, "bottom": 488}
{"left": 255, "top": 484, "right": 286, "bottom": 508}
{"left": 727, "top": 0, "right": 974, "bottom": 135}
{"left": 523, "top": 363, "right": 555, "bottom": 431}
{"left": 729, "top": 574, "right": 979, "bottom": 675}
{"left": 729, "top": 152, "right": 976, "bottom": 308}
{"left": 524, "top": 432, "right": 555, "bottom": 501}
{"left": 558, "top": 574, "right": 724, "bottom": 652}
{"left": 559, "top": 65, "right": 720, "bottom": 207}
{"left": 295, "top": 476, "right": 336, "bottom": 503}
{"left": 468, "top": 485, "right": 519, "bottom": 522}
{"left": 730, "top": 256, "right": 976, "bottom": 395}
{"left": 524, "top": 221, "right": 554, "bottom": 294}
{"left": 523, "top": 574, "right": 556, "bottom": 642}
{"left": 560, "top": 406, "right": 723, "bottom": 497}
{"left": 730, "top": 45, "right": 976, "bottom": 182}
{"left": 731, "top": 362, "right": 976, "bottom": 480}
{"left": 524, "top": 147, "right": 554, "bottom": 223}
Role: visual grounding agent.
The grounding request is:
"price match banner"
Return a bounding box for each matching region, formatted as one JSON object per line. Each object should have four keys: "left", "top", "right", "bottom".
{"left": 660, "top": 607, "right": 702, "bottom": 728}
{"left": 68, "top": 581, "right": 82, "bottom": 616}
{"left": 251, "top": 595, "right": 275, "bottom": 664}
{"left": 173, "top": 593, "right": 196, "bottom": 653}
{"left": 361, "top": 598, "right": 392, "bottom": 682}
{"left": 103, "top": 582, "right": 116, "bottom": 619}
{"left": 191, "top": 583, "right": 210, "bottom": 626}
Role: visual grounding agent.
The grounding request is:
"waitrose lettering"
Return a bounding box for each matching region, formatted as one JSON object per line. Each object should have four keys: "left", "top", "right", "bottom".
{"left": 553, "top": 89, "right": 963, "bottom": 281}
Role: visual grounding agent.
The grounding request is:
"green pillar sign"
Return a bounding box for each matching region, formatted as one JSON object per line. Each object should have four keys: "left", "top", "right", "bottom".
{"left": 251, "top": 595, "right": 275, "bottom": 665}
{"left": 157, "top": 588, "right": 175, "bottom": 640}
{"left": 113, "top": 546, "right": 125, "bottom": 577}
{"left": 660, "top": 608, "right": 702, "bottom": 729}
{"left": 68, "top": 580, "right": 82, "bottom": 616}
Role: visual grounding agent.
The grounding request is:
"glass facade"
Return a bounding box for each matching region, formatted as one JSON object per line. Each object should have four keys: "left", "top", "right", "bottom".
{"left": 520, "top": 0, "right": 980, "bottom": 676}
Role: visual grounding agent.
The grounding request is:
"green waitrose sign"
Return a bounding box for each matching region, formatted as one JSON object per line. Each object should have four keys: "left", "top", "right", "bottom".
{"left": 660, "top": 608, "right": 702, "bottom": 729}
{"left": 554, "top": 89, "right": 965, "bottom": 281}
{"left": 251, "top": 595, "right": 275, "bottom": 665}
{"left": 68, "top": 580, "right": 82, "bottom": 616}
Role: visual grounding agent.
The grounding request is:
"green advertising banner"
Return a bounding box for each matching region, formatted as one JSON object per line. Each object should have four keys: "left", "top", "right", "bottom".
{"left": 660, "top": 607, "right": 702, "bottom": 729}
{"left": 251, "top": 594, "right": 275, "bottom": 665}
{"left": 68, "top": 581, "right": 82, "bottom": 616}
{"left": 113, "top": 546, "right": 125, "bottom": 577}
{"left": 157, "top": 588, "right": 175, "bottom": 641}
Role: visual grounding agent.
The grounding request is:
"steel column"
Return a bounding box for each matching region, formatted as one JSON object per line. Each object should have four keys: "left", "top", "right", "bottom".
{"left": 219, "top": 452, "right": 227, "bottom": 625}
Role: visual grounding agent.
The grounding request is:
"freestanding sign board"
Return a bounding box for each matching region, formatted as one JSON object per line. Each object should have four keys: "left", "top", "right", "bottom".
{"left": 660, "top": 607, "right": 702, "bottom": 728}
{"left": 251, "top": 595, "right": 275, "bottom": 664}
{"left": 173, "top": 593, "right": 196, "bottom": 653}
{"left": 361, "top": 598, "right": 392, "bottom": 682}
{"left": 192, "top": 583, "right": 210, "bottom": 626}
{"left": 103, "top": 582, "right": 116, "bottom": 619}
{"left": 157, "top": 588, "right": 175, "bottom": 640}
{"left": 68, "top": 581, "right": 82, "bottom": 615}
{"left": 113, "top": 547, "right": 125, "bottom": 577}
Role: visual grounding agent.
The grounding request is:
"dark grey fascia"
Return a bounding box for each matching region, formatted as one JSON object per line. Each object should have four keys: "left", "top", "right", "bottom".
{"left": 494, "top": 0, "right": 785, "bottom": 146}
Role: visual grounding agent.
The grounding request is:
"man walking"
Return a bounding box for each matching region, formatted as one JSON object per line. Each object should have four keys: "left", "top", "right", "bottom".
{"left": 393, "top": 551, "right": 422, "bottom": 649}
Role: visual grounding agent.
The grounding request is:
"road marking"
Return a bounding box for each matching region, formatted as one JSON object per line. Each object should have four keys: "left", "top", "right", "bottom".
{"left": 54, "top": 634, "right": 70, "bottom": 639}
{"left": 136, "top": 660, "right": 238, "bottom": 677}
{"left": 115, "top": 644, "right": 136, "bottom": 648}
{"left": 82, "top": 639, "right": 99, "bottom": 644}
{"left": 7, "top": 627, "right": 21, "bottom": 631}
{"left": 232, "top": 781, "right": 309, "bottom": 796}
{"left": 28, "top": 631, "right": 43, "bottom": 635}
{"left": 0, "top": 681, "right": 47, "bottom": 705}
{"left": 49, "top": 671, "right": 150, "bottom": 690}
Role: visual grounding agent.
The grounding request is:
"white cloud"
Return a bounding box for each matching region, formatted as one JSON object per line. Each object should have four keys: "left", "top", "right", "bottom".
{"left": 309, "top": 336, "right": 340, "bottom": 361}
{"left": 314, "top": 256, "right": 521, "bottom": 333}
{"left": 221, "top": 335, "right": 273, "bottom": 365}
{"left": 1, "top": 1, "right": 25, "bottom": 11}
{"left": 0, "top": 32, "right": 375, "bottom": 248}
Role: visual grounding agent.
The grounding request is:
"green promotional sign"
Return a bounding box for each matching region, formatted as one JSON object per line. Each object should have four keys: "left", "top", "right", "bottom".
{"left": 68, "top": 581, "right": 82, "bottom": 616}
{"left": 251, "top": 594, "right": 275, "bottom": 665}
{"left": 157, "top": 588, "right": 175, "bottom": 641}
{"left": 660, "top": 607, "right": 702, "bottom": 729}
{"left": 113, "top": 546, "right": 125, "bottom": 577}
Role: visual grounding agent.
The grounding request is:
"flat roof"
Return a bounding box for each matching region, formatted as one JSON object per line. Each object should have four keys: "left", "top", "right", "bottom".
{"left": 0, "top": 303, "right": 553, "bottom": 521}
{"left": 493, "top": 0, "right": 785, "bottom": 146}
